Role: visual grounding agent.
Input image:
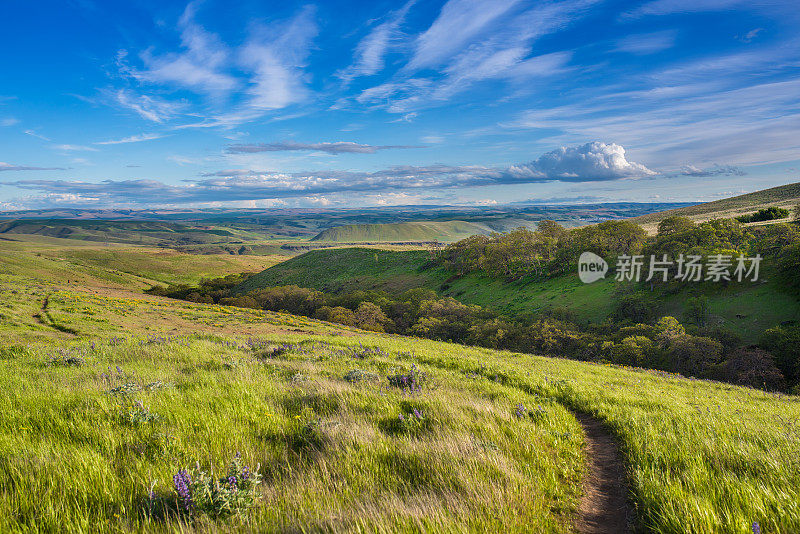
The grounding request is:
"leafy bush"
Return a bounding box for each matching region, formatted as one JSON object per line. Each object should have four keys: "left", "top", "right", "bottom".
{"left": 736, "top": 207, "right": 789, "bottom": 223}
{"left": 759, "top": 325, "right": 800, "bottom": 383}
{"left": 721, "top": 348, "right": 785, "bottom": 390}
{"left": 614, "top": 292, "right": 657, "bottom": 324}
{"left": 683, "top": 296, "right": 709, "bottom": 326}
{"left": 657, "top": 216, "right": 696, "bottom": 236}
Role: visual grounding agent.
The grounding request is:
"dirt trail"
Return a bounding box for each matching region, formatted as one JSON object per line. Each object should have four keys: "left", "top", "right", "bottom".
{"left": 574, "top": 412, "right": 633, "bottom": 534}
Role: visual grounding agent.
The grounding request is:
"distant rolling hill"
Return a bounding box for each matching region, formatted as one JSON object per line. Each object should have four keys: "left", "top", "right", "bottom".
{"left": 631, "top": 181, "right": 800, "bottom": 230}
{"left": 310, "top": 220, "right": 493, "bottom": 243}
{"left": 0, "top": 218, "right": 275, "bottom": 250}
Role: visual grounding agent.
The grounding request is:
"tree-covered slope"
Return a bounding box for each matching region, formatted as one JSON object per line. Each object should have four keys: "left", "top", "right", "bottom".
{"left": 236, "top": 247, "right": 800, "bottom": 343}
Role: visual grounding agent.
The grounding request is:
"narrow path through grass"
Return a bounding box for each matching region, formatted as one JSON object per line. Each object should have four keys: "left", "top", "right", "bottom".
{"left": 573, "top": 412, "right": 633, "bottom": 534}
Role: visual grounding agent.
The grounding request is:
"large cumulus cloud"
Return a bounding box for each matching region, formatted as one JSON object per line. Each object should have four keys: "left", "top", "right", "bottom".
{"left": 508, "top": 142, "right": 656, "bottom": 182}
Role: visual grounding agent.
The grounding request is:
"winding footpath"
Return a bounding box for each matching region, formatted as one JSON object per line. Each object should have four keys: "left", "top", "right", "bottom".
{"left": 573, "top": 412, "right": 634, "bottom": 534}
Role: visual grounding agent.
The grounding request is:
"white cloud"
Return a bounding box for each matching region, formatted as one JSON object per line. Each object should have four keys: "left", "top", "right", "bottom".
{"left": 1, "top": 118, "right": 19, "bottom": 126}
{"left": 737, "top": 28, "right": 764, "bottom": 43}
{"left": 110, "top": 3, "right": 317, "bottom": 129}
{"left": 24, "top": 129, "right": 50, "bottom": 141}
{"left": 625, "top": 0, "right": 764, "bottom": 18}
{"left": 338, "top": 0, "right": 417, "bottom": 82}
{"left": 95, "top": 133, "right": 166, "bottom": 145}
{"left": 678, "top": 164, "right": 745, "bottom": 176}
{"left": 113, "top": 89, "right": 185, "bottom": 123}
{"left": 357, "top": 0, "right": 591, "bottom": 113}
{"left": 122, "top": 2, "right": 238, "bottom": 98}
{"left": 52, "top": 144, "right": 98, "bottom": 152}
{"left": 0, "top": 162, "right": 66, "bottom": 172}
{"left": 509, "top": 142, "right": 656, "bottom": 181}
{"left": 613, "top": 31, "right": 677, "bottom": 55}
{"left": 227, "top": 141, "right": 422, "bottom": 154}
{"left": 238, "top": 6, "right": 317, "bottom": 111}
{"left": 408, "top": 0, "right": 523, "bottom": 70}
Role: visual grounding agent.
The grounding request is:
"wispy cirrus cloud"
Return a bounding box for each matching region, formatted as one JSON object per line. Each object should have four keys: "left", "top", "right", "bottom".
{"left": 52, "top": 144, "right": 99, "bottom": 152}
{"left": 623, "top": 0, "right": 793, "bottom": 19}
{"left": 112, "top": 2, "right": 317, "bottom": 129}
{"left": 95, "top": 133, "right": 166, "bottom": 145}
{"left": 355, "top": 0, "right": 592, "bottom": 113}
{"left": 238, "top": 6, "right": 317, "bottom": 112}
{"left": 111, "top": 89, "right": 186, "bottom": 123}
{"left": 24, "top": 129, "right": 51, "bottom": 141}
{"left": 510, "top": 74, "right": 800, "bottom": 167}
{"left": 226, "top": 141, "right": 423, "bottom": 154}
{"left": 0, "top": 162, "right": 66, "bottom": 172}
{"left": 678, "top": 164, "right": 746, "bottom": 177}
{"left": 337, "top": 0, "right": 417, "bottom": 82}
{"left": 407, "top": 0, "right": 523, "bottom": 70}
{"left": 613, "top": 30, "right": 677, "bottom": 54}
{"left": 119, "top": 2, "right": 238, "bottom": 99}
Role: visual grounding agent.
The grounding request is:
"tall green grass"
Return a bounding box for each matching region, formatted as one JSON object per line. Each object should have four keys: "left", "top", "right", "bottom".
{"left": 0, "top": 335, "right": 584, "bottom": 533}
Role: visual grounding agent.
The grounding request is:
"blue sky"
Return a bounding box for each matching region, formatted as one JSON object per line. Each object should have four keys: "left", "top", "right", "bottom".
{"left": 1, "top": 0, "right": 798, "bottom": 210}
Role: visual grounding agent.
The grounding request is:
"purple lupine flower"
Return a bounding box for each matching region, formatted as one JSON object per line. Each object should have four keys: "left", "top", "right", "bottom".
{"left": 398, "top": 414, "right": 405, "bottom": 422}
{"left": 241, "top": 466, "right": 250, "bottom": 481}
{"left": 228, "top": 475, "right": 238, "bottom": 491}
{"left": 412, "top": 408, "right": 423, "bottom": 419}
{"left": 752, "top": 522, "right": 761, "bottom": 534}
{"left": 172, "top": 469, "right": 192, "bottom": 510}
{"left": 515, "top": 403, "right": 526, "bottom": 418}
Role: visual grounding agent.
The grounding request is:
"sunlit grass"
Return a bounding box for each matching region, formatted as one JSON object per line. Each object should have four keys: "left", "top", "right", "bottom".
{"left": 1, "top": 266, "right": 798, "bottom": 532}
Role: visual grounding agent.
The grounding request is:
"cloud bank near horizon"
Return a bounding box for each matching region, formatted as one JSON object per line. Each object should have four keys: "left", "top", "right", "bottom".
{"left": 6, "top": 142, "right": 661, "bottom": 207}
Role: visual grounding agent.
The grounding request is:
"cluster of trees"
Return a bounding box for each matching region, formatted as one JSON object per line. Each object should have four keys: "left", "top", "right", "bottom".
{"left": 439, "top": 216, "right": 800, "bottom": 294}
{"left": 438, "top": 220, "right": 646, "bottom": 280}
{"left": 736, "top": 207, "right": 790, "bottom": 223}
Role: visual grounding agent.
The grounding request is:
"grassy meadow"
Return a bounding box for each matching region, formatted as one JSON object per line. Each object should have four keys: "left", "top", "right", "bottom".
{"left": 1, "top": 233, "right": 799, "bottom": 532}
{"left": 0, "top": 234, "right": 286, "bottom": 288}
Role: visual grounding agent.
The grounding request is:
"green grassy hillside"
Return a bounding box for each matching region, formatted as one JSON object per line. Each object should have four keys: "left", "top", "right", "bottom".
{"left": 310, "top": 220, "right": 492, "bottom": 243}
{"left": 631, "top": 182, "right": 800, "bottom": 229}
{"left": 1, "top": 267, "right": 798, "bottom": 532}
{"left": 0, "top": 234, "right": 286, "bottom": 288}
{"left": 237, "top": 248, "right": 800, "bottom": 342}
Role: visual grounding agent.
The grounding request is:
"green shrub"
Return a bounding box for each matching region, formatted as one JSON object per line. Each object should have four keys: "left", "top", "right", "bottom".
{"left": 736, "top": 207, "right": 790, "bottom": 223}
